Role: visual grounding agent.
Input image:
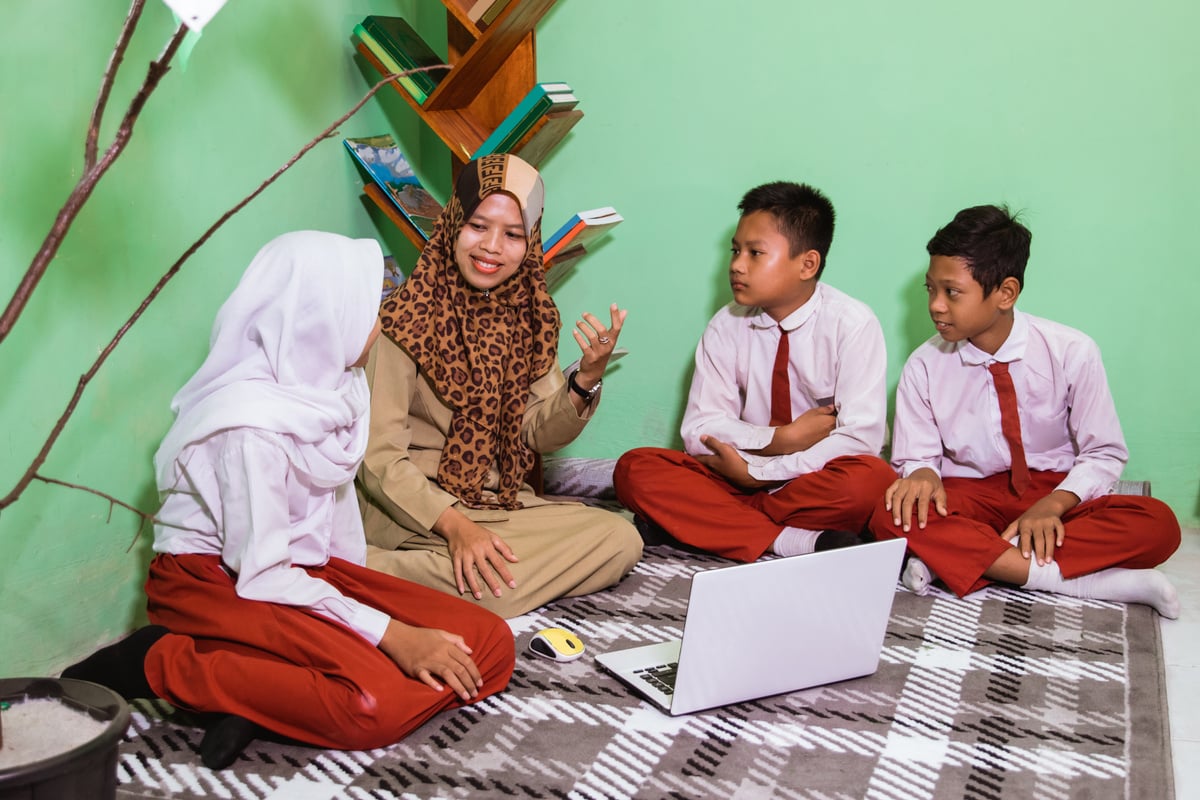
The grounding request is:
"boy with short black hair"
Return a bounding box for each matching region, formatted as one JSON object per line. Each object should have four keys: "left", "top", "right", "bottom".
{"left": 614, "top": 181, "right": 896, "bottom": 561}
{"left": 869, "top": 204, "right": 1181, "bottom": 616}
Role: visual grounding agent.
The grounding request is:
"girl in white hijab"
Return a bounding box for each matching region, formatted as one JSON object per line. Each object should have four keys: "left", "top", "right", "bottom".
{"left": 64, "top": 231, "right": 515, "bottom": 769}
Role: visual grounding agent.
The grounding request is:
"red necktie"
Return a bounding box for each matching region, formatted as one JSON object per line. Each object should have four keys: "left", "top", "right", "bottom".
{"left": 988, "top": 361, "right": 1030, "bottom": 496}
{"left": 770, "top": 326, "right": 791, "bottom": 426}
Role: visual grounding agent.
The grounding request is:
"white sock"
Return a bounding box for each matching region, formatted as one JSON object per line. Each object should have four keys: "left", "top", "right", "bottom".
{"left": 771, "top": 527, "right": 821, "bottom": 557}
{"left": 1023, "top": 560, "right": 1181, "bottom": 619}
{"left": 901, "top": 557, "right": 936, "bottom": 596}
{"left": 904, "top": 538, "right": 1017, "bottom": 596}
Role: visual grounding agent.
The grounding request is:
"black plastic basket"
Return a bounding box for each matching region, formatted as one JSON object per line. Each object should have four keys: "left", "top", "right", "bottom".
{"left": 0, "top": 678, "right": 130, "bottom": 800}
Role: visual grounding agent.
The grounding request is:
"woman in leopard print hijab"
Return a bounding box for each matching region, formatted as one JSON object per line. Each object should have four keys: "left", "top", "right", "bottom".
{"left": 360, "top": 154, "right": 642, "bottom": 618}
{"left": 379, "top": 154, "right": 558, "bottom": 510}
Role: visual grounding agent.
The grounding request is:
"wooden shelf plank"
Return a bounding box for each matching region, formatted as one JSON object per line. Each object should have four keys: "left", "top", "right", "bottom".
{"left": 440, "top": 0, "right": 481, "bottom": 33}
{"left": 354, "top": 40, "right": 487, "bottom": 159}
{"left": 363, "top": 183, "right": 432, "bottom": 252}
{"left": 427, "top": 0, "right": 557, "bottom": 110}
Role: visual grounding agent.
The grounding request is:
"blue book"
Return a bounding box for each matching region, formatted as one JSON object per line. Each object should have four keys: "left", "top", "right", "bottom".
{"left": 472, "top": 82, "right": 575, "bottom": 159}
{"left": 344, "top": 135, "right": 443, "bottom": 241}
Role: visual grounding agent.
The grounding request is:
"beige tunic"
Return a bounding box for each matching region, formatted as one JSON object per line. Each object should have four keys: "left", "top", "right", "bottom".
{"left": 358, "top": 336, "right": 642, "bottom": 618}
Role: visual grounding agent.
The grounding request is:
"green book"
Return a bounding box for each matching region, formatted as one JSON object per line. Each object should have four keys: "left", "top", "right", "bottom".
{"left": 353, "top": 25, "right": 427, "bottom": 103}
{"left": 471, "top": 82, "right": 575, "bottom": 159}
{"left": 362, "top": 15, "right": 445, "bottom": 95}
{"left": 496, "top": 90, "right": 578, "bottom": 154}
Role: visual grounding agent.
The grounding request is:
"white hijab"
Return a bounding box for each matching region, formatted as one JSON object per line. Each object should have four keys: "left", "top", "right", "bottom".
{"left": 155, "top": 231, "right": 384, "bottom": 490}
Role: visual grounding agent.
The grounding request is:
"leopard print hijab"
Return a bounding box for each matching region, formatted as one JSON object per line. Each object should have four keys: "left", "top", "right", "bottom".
{"left": 379, "top": 154, "right": 560, "bottom": 509}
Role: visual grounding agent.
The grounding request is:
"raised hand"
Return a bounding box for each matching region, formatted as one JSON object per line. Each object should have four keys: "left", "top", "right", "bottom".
{"left": 571, "top": 303, "right": 627, "bottom": 386}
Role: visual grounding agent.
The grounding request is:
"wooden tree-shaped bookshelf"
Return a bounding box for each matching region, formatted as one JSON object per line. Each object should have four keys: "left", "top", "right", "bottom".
{"left": 353, "top": 0, "right": 583, "bottom": 251}
{"left": 353, "top": 0, "right": 589, "bottom": 493}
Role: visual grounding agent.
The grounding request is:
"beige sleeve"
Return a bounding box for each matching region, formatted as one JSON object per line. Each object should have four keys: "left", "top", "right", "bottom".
{"left": 357, "top": 337, "right": 458, "bottom": 535}
{"left": 522, "top": 364, "right": 597, "bottom": 454}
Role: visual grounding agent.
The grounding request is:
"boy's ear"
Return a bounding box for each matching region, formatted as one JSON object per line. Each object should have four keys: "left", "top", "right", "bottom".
{"left": 796, "top": 249, "right": 821, "bottom": 280}
{"left": 994, "top": 276, "right": 1021, "bottom": 310}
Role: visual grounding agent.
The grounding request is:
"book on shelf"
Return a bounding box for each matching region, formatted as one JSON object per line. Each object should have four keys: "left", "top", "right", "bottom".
{"left": 361, "top": 15, "right": 445, "bottom": 95}
{"left": 467, "top": 0, "right": 513, "bottom": 26}
{"left": 543, "top": 207, "right": 623, "bottom": 263}
{"left": 495, "top": 91, "right": 578, "bottom": 154}
{"left": 513, "top": 109, "right": 585, "bottom": 167}
{"left": 381, "top": 255, "right": 405, "bottom": 299}
{"left": 353, "top": 25, "right": 430, "bottom": 103}
{"left": 544, "top": 244, "right": 587, "bottom": 288}
{"left": 472, "top": 82, "right": 578, "bottom": 159}
{"left": 344, "top": 135, "right": 443, "bottom": 241}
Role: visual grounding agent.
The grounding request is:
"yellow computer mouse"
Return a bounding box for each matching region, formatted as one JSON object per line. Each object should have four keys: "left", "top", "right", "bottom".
{"left": 528, "top": 627, "right": 585, "bottom": 662}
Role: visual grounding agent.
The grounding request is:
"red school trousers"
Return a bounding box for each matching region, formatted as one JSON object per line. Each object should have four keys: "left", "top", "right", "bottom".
{"left": 142, "top": 553, "right": 515, "bottom": 751}
{"left": 613, "top": 447, "right": 897, "bottom": 562}
{"left": 867, "top": 470, "right": 1181, "bottom": 598}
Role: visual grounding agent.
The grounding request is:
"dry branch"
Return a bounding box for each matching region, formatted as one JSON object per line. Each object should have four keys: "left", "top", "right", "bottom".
{"left": 0, "top": 17, "right": 189, "bottom": 346}
{"left": 87, "top": 0, "right": 147, "bottom": 169}
{"left": 0, "top": 66, "right": 447, "bottom": 516}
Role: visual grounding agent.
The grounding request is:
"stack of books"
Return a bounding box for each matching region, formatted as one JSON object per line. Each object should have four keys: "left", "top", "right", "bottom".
{"left": 543, "top": 207, "right": 623, "bottom": 285}
{"left": 353, "top": 16, "right": 446, "bottom": 104}
{"left": 544, "top": 207, "right": 623, "bottom": 263}
{"left": 471, "top": 81, "right": 580, "bottom": 160}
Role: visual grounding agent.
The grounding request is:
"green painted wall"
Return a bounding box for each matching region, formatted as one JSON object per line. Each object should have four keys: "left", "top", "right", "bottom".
{"left": 0, "top": 0, "right": 433, "bottom": 676}
{"left": 534, "top": 0, "right": 1200, "bottom": 521}
{"left": 2, "top": 0, "right": 1196, "bottom": 676}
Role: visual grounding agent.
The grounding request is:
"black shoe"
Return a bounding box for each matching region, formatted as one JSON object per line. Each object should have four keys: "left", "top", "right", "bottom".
{"left": 814, "top": 530, "right": 863, "bottom": 552}
{"left": 633, "top": 514, "right": 672, "bottom": 546}
{"left": 61, "top": 625, "right": 168, "bottom": 700}
{"left": 200, "top": 714, "right": 264, "bottom": 770}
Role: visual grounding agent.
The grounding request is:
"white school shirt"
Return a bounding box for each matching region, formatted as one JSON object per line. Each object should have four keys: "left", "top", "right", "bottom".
{"left": 891, "top": 309, "right": 1128, "bottom": 505}
{"left": 681, "top": 283, "right": 889, "bottom": 483}
{"left": 153, "top": 428, "right": 391, "bottom": 646}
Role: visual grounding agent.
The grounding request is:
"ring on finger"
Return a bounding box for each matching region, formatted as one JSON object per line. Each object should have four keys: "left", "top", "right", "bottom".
{"left": 598, "top": 336, "right": 611, "bottom": 344}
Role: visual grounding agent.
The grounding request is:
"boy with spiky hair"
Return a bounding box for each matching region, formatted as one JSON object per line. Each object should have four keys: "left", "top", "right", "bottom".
{"left": 615, "top": 181, "right": 895, "bottom": 561}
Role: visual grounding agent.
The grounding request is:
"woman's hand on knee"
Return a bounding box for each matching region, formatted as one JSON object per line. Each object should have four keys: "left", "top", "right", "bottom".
{"left": 433, "top": 507, "right": 519, "bottom": 600}
{"left": 379, "top": 619, "right": 484, "bottom": 701}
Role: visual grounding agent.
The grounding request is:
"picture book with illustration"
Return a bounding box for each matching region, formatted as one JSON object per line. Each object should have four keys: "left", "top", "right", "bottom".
{"left": 344, "top": 135, "right": 443, "bottom": 240}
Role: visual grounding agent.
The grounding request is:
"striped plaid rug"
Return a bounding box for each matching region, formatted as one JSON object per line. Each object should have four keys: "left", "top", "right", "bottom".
{"left": 115, "top": 543, "right": 1171, "bottom": 800}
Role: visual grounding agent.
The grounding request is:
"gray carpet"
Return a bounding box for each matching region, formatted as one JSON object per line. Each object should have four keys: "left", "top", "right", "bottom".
{"left": 114, "top": 540, "right": 1173, "bottom": 799}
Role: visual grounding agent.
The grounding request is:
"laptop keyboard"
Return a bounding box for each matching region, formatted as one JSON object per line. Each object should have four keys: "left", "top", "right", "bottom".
{"left": 635, "top": 662, "right": 678, "bottom": 694}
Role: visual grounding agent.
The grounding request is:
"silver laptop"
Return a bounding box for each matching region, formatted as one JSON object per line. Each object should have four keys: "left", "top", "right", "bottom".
{"left": 595, "top": 537, "right": 906, "bottom": 715}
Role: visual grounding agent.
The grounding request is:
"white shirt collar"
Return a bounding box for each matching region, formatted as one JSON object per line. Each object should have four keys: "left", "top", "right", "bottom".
{"left": 748, "top": 283, "right": 823, "bottom": 332}
{"left": 958, "top": 308, "right": 1029, "bottom": 366}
